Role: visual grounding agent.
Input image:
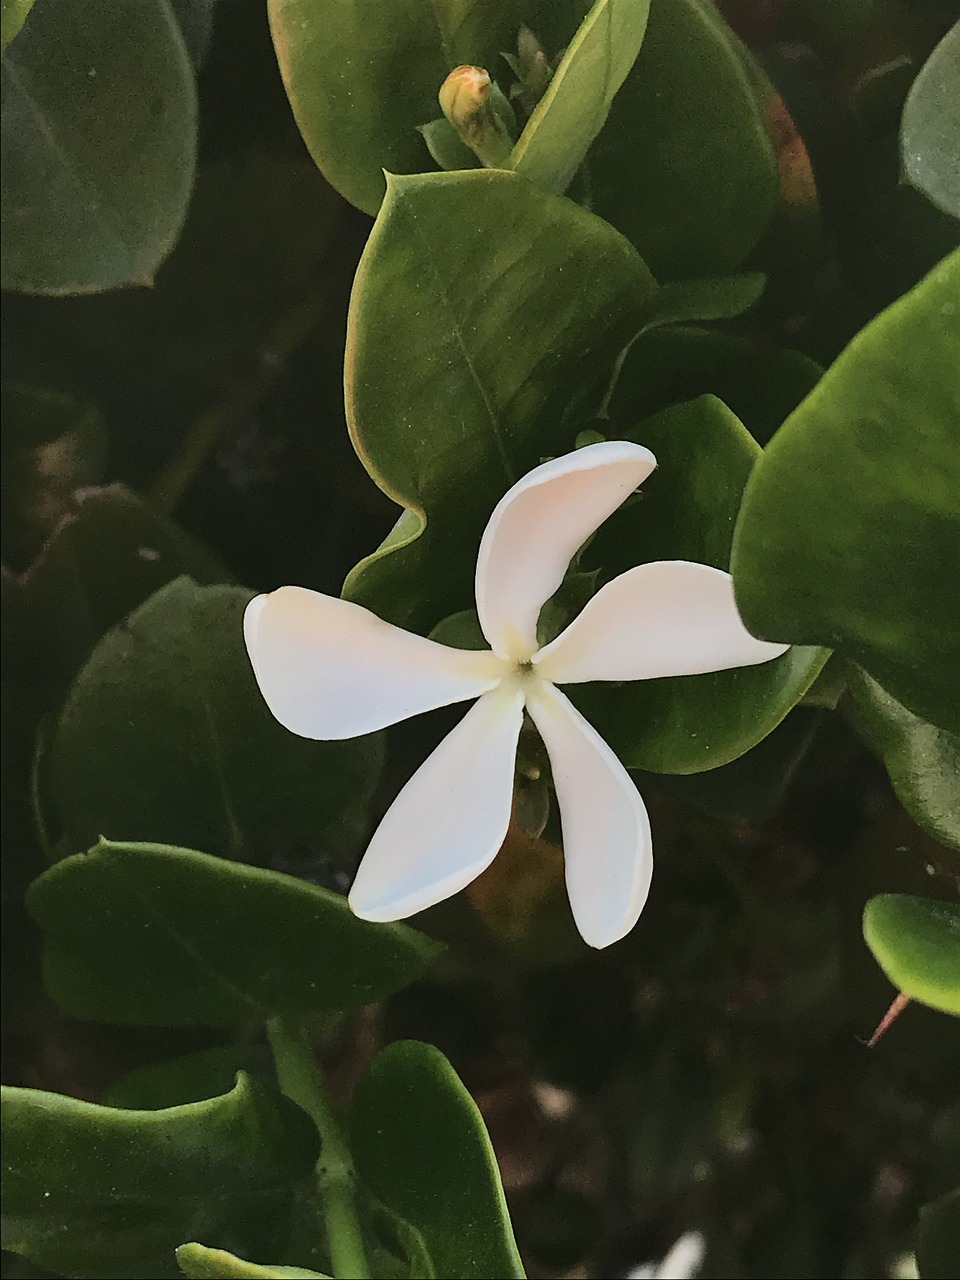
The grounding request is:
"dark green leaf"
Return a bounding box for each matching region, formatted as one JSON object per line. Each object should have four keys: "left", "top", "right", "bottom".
{"left": 1, "top": 0, "right": 197, "bottom": 293}
{"left": 902, "top": 22, "right": 960, "bottom": 219}
{"left": 918, "top": 1188, "right": 960, "bottom": 1280}
{"left": 606, "top": 323, "right": 822, "bottom": 446}
{"left": 177, "top": 1243, "right": 329, "bottom": 1279}
{"left": 846, "top": 665, "right": 960, "bottom": 851}
{"left": 351, "top": 1041, "right": 525, "bottom": 1279}
{"left": 26, "top": 839, "right": 441, "bottom": 1026}
{"left": 862, "top": 894, "right": 960, "bottom": 1015}
{"left": 639, "top": 273, "right": 766, "bottom": 332}
{"left": 104, "top": 1045, "right": 267, "bottom": 1110}
{"left": 170, "top": 0, "right": 216, "bottom": 68}
{"left": 343, "top": 168, "right": 657, "bottom": 631}
{"left": 578, "top": 396, "right": 826, "bottom": 772}
{"left": 0, "top": 1074, "right": 318, "bottom": 1279}
{"left": 587, "top": 0, "right": 778, "bottom": 278}
{"left": 732, "top": 249, "right": 960, "bottom": 732}
{"left": 48, "top": 577, "right": 382, "bottom": 861}
{"left": 0, "top": 0, "right": 32, "bottom": 51}
{"left": 508, "top": 0, "right": 652, "bottom": 193}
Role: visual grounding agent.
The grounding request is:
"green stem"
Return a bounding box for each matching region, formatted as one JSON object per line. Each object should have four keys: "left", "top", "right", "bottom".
{"left": 266, "top": 1017, "right": 370, "bottom": 1280}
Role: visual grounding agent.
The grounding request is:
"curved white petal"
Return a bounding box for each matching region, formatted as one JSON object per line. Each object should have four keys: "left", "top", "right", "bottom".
{"left": 535, "top": 560, "right": 790, "bottom": 684}
{"left": 244, "top": 587, "right": 505, "bottom": 740}
{"left": 349, "top": 685, "right": 525, "bottom": 921}
{"left": 475, "top": 441, "right": 657, "bottom": 662}
{"left": 526, "top": 681, "right": 652, "bottom": 949}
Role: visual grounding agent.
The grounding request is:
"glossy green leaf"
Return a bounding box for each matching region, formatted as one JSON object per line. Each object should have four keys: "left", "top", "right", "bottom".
{"left": 732, "top": 249, "right": 960, "bottom": 732}
{"left": 576, "top": 396, "right": 826, "bottom": 772}
{"left": 508, "top": 0, "right": 651, "bottom": 193}
{"left": 0, "top": 0, "right": 32, "bottom": 50}
{"left": 177, "top": 1243, "right": 329, "bottom": 1279}
{"left": 1, "top": 0, "right": 197, "bottom": 293}
{"left": 918, "top": 1188, "right": 960, "bottom": 1280}
{"left": 0, "top": 1074, "right": 318, "bottom": 1279}
{"left": 846, "top": 666, "right": 960, "bottom": 851}
{"left": 48, "top": 577, "right": 382, "bottom": 861}
{"left": 26, "top": 840, "right": 441, "bottom": 1026}
{"left": 351, "top": 1041, "right": 525, "bottom": 1280}
{"left": 862, "top": 894, "right": 960, "bottom": 1015}
{"left": 343, "top": 168, "right": 657, "bottom": 631}
{"left": 605, "top": 323, "right": 822, "bottom": 446}
{"left": 1, "top": 383, "right": 107, "bottom": 571}
{"left": 586, "top": 0, "right": 778, "bottom": 278}
{"left": 267, "top": 0, "right": 531, "bottom": 214}
{"left": 902, "top": 22, "right": 960, "bottom": 219}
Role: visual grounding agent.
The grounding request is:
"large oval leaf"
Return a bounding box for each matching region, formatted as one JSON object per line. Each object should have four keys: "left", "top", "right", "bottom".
{"left": 26, "top": 840, "right": 441, "bottom": 1026}
{"left": 577, "top": 396, "right": 825, "bottom": 772}
{"left": 351, "top": 1041, "right": 525, "bottom": 1279}
{"left": 508, "top": 0, "right": 651, "bottom": 193}
{"left": 343, "top": 168, "right": 658, "bottom": 631}
{"left": 901, "top": 22, "right": 960, "bottom": 220}
{"left": 0, "top": 1074, "right": 318, "bottom": 1279}
{"left": 862, "top": 894, "right": 960, "bottom": 1016}
{"left": 732, "top": 248, "right": 960, "bottom": 732}
{"left": 48, "top": 577, "right": 382, "bottom": 862}
{"left": 1, "top": 0, "right": 197, "bottom": 293}
{"left": 586, "top": 0, "right": 778, "bottom": 278}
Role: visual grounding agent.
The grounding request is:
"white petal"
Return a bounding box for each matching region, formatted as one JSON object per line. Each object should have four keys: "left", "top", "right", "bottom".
{"left": 349, "top": 685, "right": 525, "bottom": 920}
{"left": 475, "top": 441, "right": 657, "bottom": 661}
{"left": 526, "top": 681, "right": 652, "bottom": 949}
{"left": 244, "top": 587, "right": 505, "bottom": 740}
{"left": 535, "top": 560, "right": 790, "bottom": 684}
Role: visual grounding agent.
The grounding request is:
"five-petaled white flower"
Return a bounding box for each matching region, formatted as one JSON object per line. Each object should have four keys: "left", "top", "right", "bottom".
{"left": 244, "top": 441, "right": 787, "bottom": 948}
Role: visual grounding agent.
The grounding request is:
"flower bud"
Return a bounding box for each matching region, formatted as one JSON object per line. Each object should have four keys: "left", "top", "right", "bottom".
{"left": 438, "top": 65, "right": 514, "bottom": 167}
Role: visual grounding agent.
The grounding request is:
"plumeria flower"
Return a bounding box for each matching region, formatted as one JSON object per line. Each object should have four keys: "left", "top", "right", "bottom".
{"left": 244, "top": 441, "right": 787, "bottom": 948}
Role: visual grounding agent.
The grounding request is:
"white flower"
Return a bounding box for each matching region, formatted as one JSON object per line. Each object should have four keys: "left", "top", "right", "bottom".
{"left": 244, "top": 441, "right": 787, "bottom": 948}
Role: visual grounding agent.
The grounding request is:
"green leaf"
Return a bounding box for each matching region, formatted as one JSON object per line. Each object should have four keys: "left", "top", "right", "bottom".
{"left": 0, "top": 1074, "right": 318, "bottom": 1279}
{"left": 902, "top": 22, "right": 960, "bottom": 220}
{"left": 1, "top": 0, "right": 197, "bottom": 293}
{"left": 267, "top": 0, "right": 532, "bottom": 214}
{"left": 105, "top": 1045, "right": 267, "bottom": 1110}
{"left": 1, "top": 383, "right": 107, "bottom": 570}
{"left": 639, "top": 272, "right": 766, "bottom": 332}
{"left": 343, "top": 168, "right": 657, "bottom": 631}
{"left": 48, "top": 577, "right": 382, "bottom": 861}
{"left": 577, "top": 396, "right": 826, "bottom": 772}
{"left": 508, "top": 0, "right": 652, "bottom": 193}
{"left": 0, "top": 0, "right": 32, "bottom": 51}
{"left": 862, "top": 894, "right": 960, "bottom": 1016}
{"left": 606, "top": 323, "right": 822, "bottom": 446}
{"left": 26, "top": 839, "right": 441, "bottom": 1026}
{"left": 177, "top": 1243, "right": 329, "bottom": 1279}
{"left": 351, "top": 1041, "right": 525, "bottom": 1280}
{"left": 731, "top": 249, "right": 960, "bottom": 733}
{"left": 586, "top": 0, "right": 778, "bottom": 278}
{"left": 169, "top": 0, "right": 216, "bottom": 68}
{"left": 846, "top": 665, "right": 960, "bottom": 852}
{"left": 918, "top": 1188, "right": 960, "bottom": 1280}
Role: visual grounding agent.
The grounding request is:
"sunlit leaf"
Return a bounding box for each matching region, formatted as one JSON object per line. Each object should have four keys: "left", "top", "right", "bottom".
{"left": 732, "top": 249, "right": 960, "bottom": 732}
{"left": 863, "top": 894, "right": 960, "bottom": 1016}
